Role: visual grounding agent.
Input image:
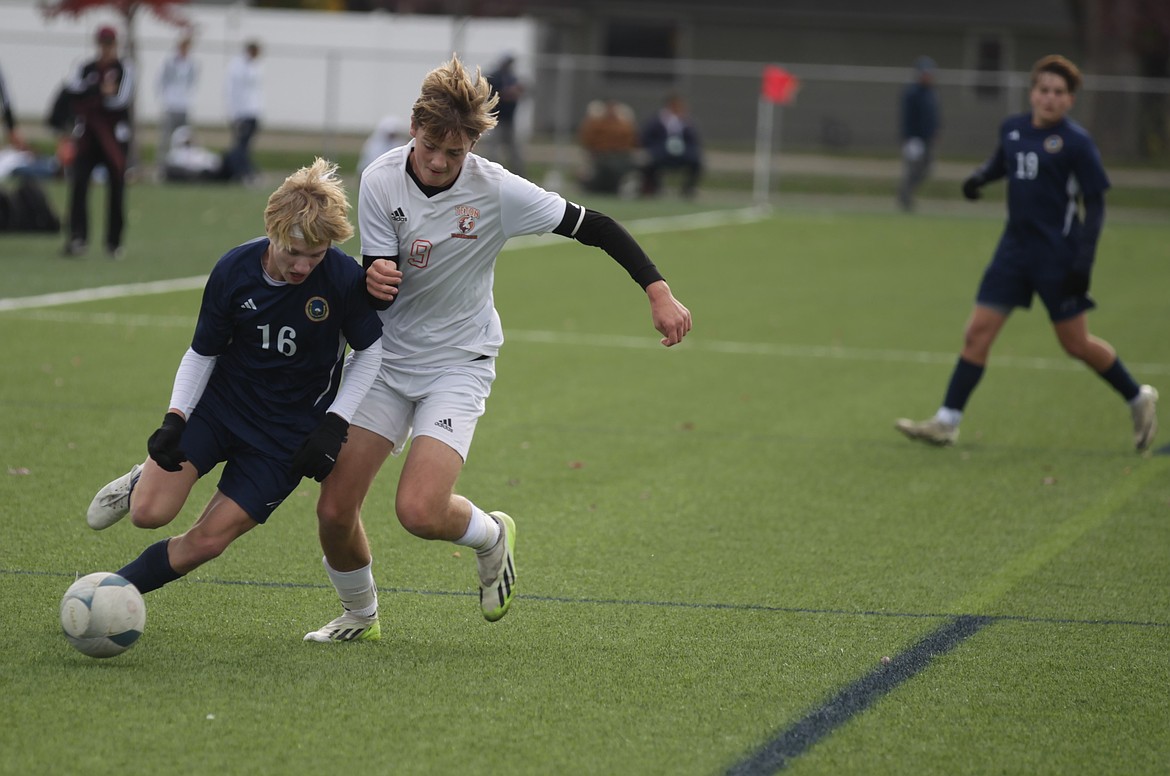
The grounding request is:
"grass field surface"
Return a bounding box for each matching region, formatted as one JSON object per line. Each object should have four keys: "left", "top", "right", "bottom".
{"left": 1, "top": 175, "right": 1167, "bottom": 775}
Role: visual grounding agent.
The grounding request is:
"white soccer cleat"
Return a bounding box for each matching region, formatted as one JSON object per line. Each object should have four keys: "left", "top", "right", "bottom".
{"left": 1131, "top": 385, "right": 1159, "bottom": 452}
{"left": 303, "top": 611, "right": 380, "bottom": 643}
{"left": 895, "top": 417, "right": 958, "bottom": 447}
{"left": 86, "top": 463, "right": 142, "bottom": 530}
{"left": 477, "top": 511, "right": 516, "bottom": 622}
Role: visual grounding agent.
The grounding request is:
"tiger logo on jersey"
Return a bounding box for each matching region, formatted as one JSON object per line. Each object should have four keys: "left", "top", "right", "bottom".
{"left": 305, "top": 296, "right": 330, "bottom": 322}
{"left": 451, "top": 204, "right": 480, "bottom": 240}
{"left": 1043, "top": 135, "right": 1063, "bottom": 154}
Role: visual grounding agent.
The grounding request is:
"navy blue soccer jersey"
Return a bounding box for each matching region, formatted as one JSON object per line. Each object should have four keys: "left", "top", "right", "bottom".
{"left": 191, "top": 238, "right": 382, "bottom": 455}
{"left": 985, "top": 114, "right": 1110, "bottom": 262}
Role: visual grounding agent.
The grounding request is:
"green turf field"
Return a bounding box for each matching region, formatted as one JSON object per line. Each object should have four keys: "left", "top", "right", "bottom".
{"left": 1, "top": 177, "right": 1167, "bottom": 775}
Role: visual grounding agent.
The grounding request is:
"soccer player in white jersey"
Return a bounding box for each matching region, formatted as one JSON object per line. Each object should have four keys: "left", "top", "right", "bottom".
{"left": 84, "top": 159, "right": 384, "bottom": 603}
{"left": 895, "top": 55, "right": 1157, "bottom": 451}
{"left": 304, "top": 55, "right": 692, "bottom": 642}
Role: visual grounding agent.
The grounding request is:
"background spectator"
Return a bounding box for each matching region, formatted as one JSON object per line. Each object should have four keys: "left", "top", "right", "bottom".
{"left": 578, "top": 98, "right": 639, "bottom": 195}
{"left": 224, "top": 39, "right": 262, "bottom": 183}
{"left": 156, "top": 34, "right": 197, "bottom": 176}
{"left": 62, "top": 25, "right": 134, "bottom": 258}
{"left": 897, "top": 55, "right": 941, "bottom": 212}
{"left": 0, "top": 60, "right": 48, "bottom": 181}
{"left": 0, "top": 62, "right": 28, "bottom": 151}
{"left": 640, "top": 93, "right": 702, "bottom": 198}
{"left": 483, "top": 52, "right": 526, "bottom": 175}
{"left": 357, "top": 115, "right": 406, "bottom": 177}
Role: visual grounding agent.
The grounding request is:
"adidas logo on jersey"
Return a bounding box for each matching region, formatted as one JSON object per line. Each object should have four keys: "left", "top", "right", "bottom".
{"left": 240, "top": 298, "right": 257, "bottom": 310}
{"left": 434, "top": 418, "right": 453, "bottom": 432}
{"left": 390, "top": 207, "right": 407, "bottom": 222}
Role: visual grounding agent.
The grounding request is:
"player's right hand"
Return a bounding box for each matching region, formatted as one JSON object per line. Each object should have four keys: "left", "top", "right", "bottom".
{"left": 147, "top": 412, "right": 188, "bottom": 472}
{"left": 646, "top": 280, "right": 692, "bottom": 347}
{"left": 961, "top": 176, "right": 983, "bottom": 201}
{"left": 364, "top": 257, "right": 402, "bottom": 310}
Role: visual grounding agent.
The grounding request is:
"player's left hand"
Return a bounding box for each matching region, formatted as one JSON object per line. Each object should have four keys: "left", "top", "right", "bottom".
{"left": 646, "top": 280, "right": 692, "bottom": 347}
{"left": 291, "top": 413, "right": 349, "bottom": 482}
{"left": 961, "top": 175, "right": 983, "bottom": 201}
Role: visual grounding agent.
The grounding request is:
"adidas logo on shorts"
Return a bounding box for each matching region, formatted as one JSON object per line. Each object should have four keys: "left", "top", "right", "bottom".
{"left": 434, "top": 418, "right": 453, "bottom": 432}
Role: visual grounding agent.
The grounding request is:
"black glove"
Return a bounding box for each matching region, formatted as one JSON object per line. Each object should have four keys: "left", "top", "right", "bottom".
{"left": 961, "top": 175, "right": 984, "bottom": 201}
{"left": 147, "top": 413, "right": 188, "bottom": 472}
{"left": 291, "top": 413, "right": 349, "bottom": 482}
{"left": 1062, "top": 269, "right": 1091, "bottom": 297}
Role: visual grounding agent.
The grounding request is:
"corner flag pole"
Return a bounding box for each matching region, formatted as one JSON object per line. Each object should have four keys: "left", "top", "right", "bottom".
{"left": 754, "top": 65, "right": 799, "bottom": 205}
{"left": 753, "top": 97, "right": 774, "bottom": 204}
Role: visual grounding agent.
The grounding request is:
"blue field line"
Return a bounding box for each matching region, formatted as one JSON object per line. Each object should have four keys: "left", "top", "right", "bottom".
{"left": 726, "top": 615, "right": 993, "bottom": 775}
{"left": 6, "top": 567, "right": 1166, "bottom": 629}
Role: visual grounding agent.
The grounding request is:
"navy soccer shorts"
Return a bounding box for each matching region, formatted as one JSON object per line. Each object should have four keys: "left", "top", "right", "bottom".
{"left": 181, "top": 409, "right": 300, "bottom": 524}
{"left": 976, "top": 252, "right": 1096, "bottom": 323}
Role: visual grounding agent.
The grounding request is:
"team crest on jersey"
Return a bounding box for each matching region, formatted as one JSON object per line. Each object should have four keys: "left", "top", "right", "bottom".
{"left": 451, "top": 204, "right": 480, "bottom": 240}
{"left": 305, "top": 296, "right": 330, "bottom": 322}
{"left": 1044, "top": 135, "right": 1063, "bottom": 153}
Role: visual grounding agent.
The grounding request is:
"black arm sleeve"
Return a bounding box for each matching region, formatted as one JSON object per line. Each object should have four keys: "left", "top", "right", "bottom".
{"left": 362, "top": 254, "right": 398, "bottom": 311}
{"left": 552, "top": 205, "right": 665, "bottom": 289}
{"left": 968, "top": 145, "right": 1007, "bottom": 187}
{"left": 1075, "top": 193, "right": 1105, "bottom": 273}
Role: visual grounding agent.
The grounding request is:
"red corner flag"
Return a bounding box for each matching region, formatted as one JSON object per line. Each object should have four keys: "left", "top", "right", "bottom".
{"left": 761, "top": 65, "right": 799, "bottom": 105}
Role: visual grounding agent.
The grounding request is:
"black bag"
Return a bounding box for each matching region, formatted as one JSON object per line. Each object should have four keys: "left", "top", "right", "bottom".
{"left": 46, "top": 83, "right": 74, "bottom": 134}
{"left": 5, "top": 177, "right": 61, "bottom": 233}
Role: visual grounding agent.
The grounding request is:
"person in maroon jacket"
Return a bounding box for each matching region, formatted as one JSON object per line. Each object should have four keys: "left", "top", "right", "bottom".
{"left": 62, "top": 25, "right": 135, "bottom": 259}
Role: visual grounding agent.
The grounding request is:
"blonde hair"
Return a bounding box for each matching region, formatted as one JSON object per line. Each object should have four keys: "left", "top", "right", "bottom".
{"left": 264, "top": 158, "right": 354, "bottom": 249}
{"left": 1031, "top": 54, "right": 1082, "bottom": 93}
{"left": 411, "top": 54, "right": 499, "bottom": 143}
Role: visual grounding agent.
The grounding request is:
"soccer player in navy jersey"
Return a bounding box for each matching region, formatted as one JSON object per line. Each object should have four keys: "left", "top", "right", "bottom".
{"left": 302, "top": 55, "right": 692, "bottom": 642}
{"left": 84, "top": 159, "right": 384, "bottom": 602}
{"left": 896, "top": 55, "right": 1157, "bottom": 451}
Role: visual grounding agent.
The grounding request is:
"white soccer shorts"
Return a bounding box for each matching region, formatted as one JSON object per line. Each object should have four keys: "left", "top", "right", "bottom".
{"left": 349, "top": 357, "right": 495, "bottom": 462}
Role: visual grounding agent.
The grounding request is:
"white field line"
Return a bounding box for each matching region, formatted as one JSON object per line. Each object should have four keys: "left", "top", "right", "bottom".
{"left": 9, "top": 307, "right": 1170, "bottom": 375}
{"left": 0, "top": 276, "right": 209, "bottom": 312}
{"left": 4, "top": 206, "right": 1168, "bottom": 375}
{"left": 0, "top": 206, "right": 773, "bottom": 312}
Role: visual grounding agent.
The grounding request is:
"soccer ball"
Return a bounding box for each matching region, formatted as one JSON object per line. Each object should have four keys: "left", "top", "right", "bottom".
{"left": 60, "top": 572, "right": 146, "bottom": 658}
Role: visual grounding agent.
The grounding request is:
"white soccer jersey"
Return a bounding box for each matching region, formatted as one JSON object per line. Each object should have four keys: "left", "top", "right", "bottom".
{"left": 359, "top": 141, "right": 571, "bottom": 367}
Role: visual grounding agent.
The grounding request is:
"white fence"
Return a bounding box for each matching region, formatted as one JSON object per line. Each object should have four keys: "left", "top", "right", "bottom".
{"left": 0, "top": 2, "right": 537, "bottom": 142}
{"left": 2, "top": 2, "right": 1167, "bottom": 161}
